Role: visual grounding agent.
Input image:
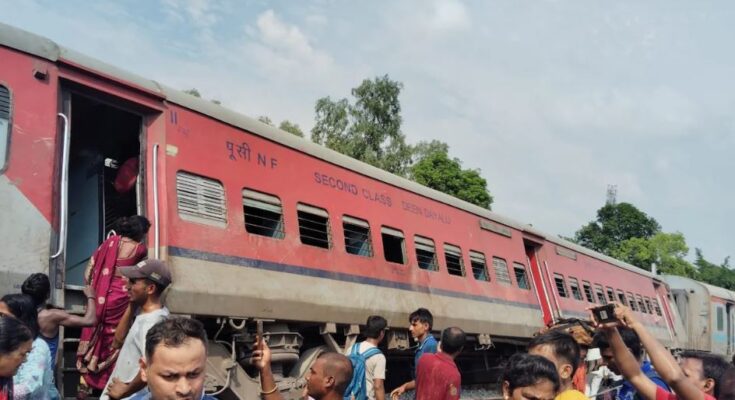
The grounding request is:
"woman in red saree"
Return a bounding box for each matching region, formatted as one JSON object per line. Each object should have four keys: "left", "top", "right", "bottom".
{"left": 76, "top": 216, "right": 150, "bottom": 396}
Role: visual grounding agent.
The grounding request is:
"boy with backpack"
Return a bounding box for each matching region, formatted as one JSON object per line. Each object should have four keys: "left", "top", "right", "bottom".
{"left": 344, "top": 316, "right": 388, "bottom": 400}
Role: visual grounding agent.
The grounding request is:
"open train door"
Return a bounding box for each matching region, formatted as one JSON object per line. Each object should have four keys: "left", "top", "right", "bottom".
{"left": 524, "top": 239, "right": 556, "bottom": 325}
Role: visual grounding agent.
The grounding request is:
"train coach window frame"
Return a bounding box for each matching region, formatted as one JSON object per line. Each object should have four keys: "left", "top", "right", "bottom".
{"left": 414, "top": 235, "right": 438, "bottom": 271}
{"left": 644, "top": 297, "right": 654, "bottom": 316}
{"left": 606, "top": 287, "right": 616, "bottom": 303}
{"left": 636, "top": 295, "right": 647, "bottom": 314}
{"left": 627, "top": 292, "right": 638, "bottom": 311}
{"left": 513, "top": 263, "right": 530, "bottom": 290}
{"left": 595, "top": 284, "right": 607, "bottom": 304}
{"left": 582, "top": 281, "right": 595, "bottom": 303}
{"left": 554, "top": 274, "right": 568, "bottom": 298}
{"left": 652, "top": 299, "right": 662, "bottom": 316}
{"left": 176, "top": 171, "right": 227, "bottom": 227}
{"left": 568, "top": 277, "right": 583, "bottom": 301}
{"left": 444, "top": 244, "right": 465, "bottom": 277}
{"left": 0, "top": 85, "right": 11, "bottom": 173}
{"left": 382, "top": 226, "right": 406, "bottom": 265}
{"left": 242, "top": 189, "right": 285, "bottom": 239}
{"left": 493, "top": 257, "right": 512, "bottom": 285}
{"left": 617, "top": 290, "right": 628, "bottom": 306}
{"left": 342, "top": 215, "right": 373, "bottom": 257}
{"left": 297, "top": 203, "right": 332, "bottom": 249}
{"left": 717, "top": 305, "right": 725, "bottom": 331}
{"left": 470, "top": 251, "right": 489, "bottom": 282}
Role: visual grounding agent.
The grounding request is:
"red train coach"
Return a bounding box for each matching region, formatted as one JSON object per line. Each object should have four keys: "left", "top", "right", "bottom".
{"left": 0, "top": 23, "right": 685, "bottom": 397}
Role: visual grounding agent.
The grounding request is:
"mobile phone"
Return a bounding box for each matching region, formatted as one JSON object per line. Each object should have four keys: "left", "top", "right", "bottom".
{"left": 592, "top": 304, "right": 617, "bottom": 323}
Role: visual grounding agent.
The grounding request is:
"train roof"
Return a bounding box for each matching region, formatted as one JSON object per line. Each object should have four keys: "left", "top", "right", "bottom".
{"left": 663, "top": 275, "right": 735, "bottom": 302}
{"left": 0, "top": 22, "right": 657, "bottom": 280}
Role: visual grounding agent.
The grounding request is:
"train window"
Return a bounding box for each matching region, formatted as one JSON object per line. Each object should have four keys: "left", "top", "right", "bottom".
{"left": 297, "top": 203, "right": 331, "bottom": 249}
{"left": 554, "top": 274, "right": 568, "bottom": 298}
{"left": 469, "top": 251, "right": 489, "bottom": 281}
{"left": 342, "top": 216, "right": 372, "bottom": 257}
{"left": 617, "top": 290, "right": 627, "bottom": 306}
{"left": 176, "top": 171, "right": 227, "bottom": 227}
{"left": 644, "top": 297, "right": 654, "bottom": 315}
{"left": 717, "top": 306, "right": 725, "bottom": 331}
{"left": 606, "top": 287, "right": 616, "bottom": 303}
{"left": 627, "top": 293, "right": 638, "bottom": 311}
{"left": 582, "top": 281, "right": 595, "bottom": 303}
{"left": 414, "top": 236, "right": 438, "bottom": 271}
{"left": 444, "top": 244, "right": 465, "bottom": 277}
{"left": 595, "top": 285, "right": 607, "bottom": 304}
{"left": 493, "top": 257, "right": 512, "bottom": 285}
{"left": 0, "top": 85, "right": 10, "bottom": 172}
{"left": 381, "top": 227, "right": 406, "bottom": 264}
{"left": 568, "top": 278, "right": 583, "bottom": 301}
{"left": 652, "top": 299, "right": 662, "bottom": 316}
{"left": 636, "top": 295, "right": 647, "bottom": 313}
{"left": 242, "top": 189, "right": 285, "bottom": 238}
{"left": 513, "top": 263, "right": 530, "bottom": 290}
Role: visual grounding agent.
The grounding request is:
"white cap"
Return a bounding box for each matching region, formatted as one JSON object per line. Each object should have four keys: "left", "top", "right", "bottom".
{"left": 586, "top": 347, "right": 601, "bottom": 361}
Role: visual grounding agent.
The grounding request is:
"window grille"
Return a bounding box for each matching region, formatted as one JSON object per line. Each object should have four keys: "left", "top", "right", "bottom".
{"left": 637, "top": 295, "right": 647, "bottom": 313}
{"left": 176, "top": 171, "right": 227, "bottom": 227}
{"left": 606, "top": 287, "right": 616, "bottom": 303}
{"left": 470, "top": 251, "right": 489, "bottom": 281}
{"left": 414, "top": 236, "right": 438, "bottom": 271}
{"left": 617, "top": 290, "right": 628, "bottom": 306}
{"left": 582, "top": 281, "right": 595, "bottom": 303}
{"left": 628, "top": 293, "right": 638, "bottom": 311}
{"left": 569, "top": 277, "right": 583, "bottom": 301}
{"left": 652, "top": 299, "right": 662, "bottom": 316}
{"left": 644, "top": 297, "right": 654, "bottom": 316}
{"left": 494, "top": 257, "right": 512, "bottom": 285}
{"left": 513, "top": 263, "right": 530, "bottom": 290}
{"left": 343, "top": 216, "right": 372, "bottom": 257}
{"left": 243, "top": 189, "right": 284, "bottom": 238}
{"left": 444, "top": 244, "right": 465, "bottom": 277}
{"left": 297, "top": 203, "right": 331, "bottom": 249}
{"left": 0, "top": 85, "right": 10, "bottom": 171}
{"left": 554, "top": 274, "right": 568, "bottom": 298}
{"left": 595, "top": 285, "right": 607, "bottom": 304}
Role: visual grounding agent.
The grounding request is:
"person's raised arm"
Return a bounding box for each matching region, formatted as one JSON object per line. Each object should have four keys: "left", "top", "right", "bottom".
{"left": 614, "top": 305, "right": 704, "bottom": 400}
{"left": 48, "top": 286, "right": 97, "bottom": 328}
{"left": 252, "top": 335, "right": 284, "bottom": 400}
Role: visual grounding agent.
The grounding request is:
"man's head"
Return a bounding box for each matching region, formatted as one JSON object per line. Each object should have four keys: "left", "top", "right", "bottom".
{"left": 440, "top": 327, "right": 466, "bottom": 357}
{"left": 140, "top": 318, "right": 208, "bottom": 400}
{"left": 408, "top": 308, "right": 433, "bottom": 340}
{"left": 21, "top": 273, "right": 51, "bottom": 308}
{"left": 364, "top": 315, "right": 388, "bottom": 342}
{"left": 306, "top": 352, "right": 353, "bottom": 399}
{"left": 120, "top": 259, "right": 172, "bottom": 305}
{"left": 678, "top": 351, "right": 730, "bottom": 398}
{"left": 528, "top": 330, "right": 580, "bottom": 386}
{"left": 592, "top": 327, "right": 642, "bottom": 375}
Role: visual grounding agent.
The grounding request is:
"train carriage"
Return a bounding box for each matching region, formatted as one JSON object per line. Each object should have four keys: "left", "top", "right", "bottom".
{"left": 0, "top": 22, "right": 701, "bottom": 398}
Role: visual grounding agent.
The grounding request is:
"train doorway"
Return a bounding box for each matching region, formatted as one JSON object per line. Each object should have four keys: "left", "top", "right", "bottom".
{"left": 525, "top": 240, "right": 555, "bottom": 325}
{"left": 62, "top": 92, "right": 144, "bottom": 286}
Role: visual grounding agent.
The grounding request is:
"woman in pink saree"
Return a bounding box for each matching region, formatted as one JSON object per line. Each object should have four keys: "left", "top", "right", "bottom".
{"left": 76, "top": 216, "right": 150, "bottom": 396}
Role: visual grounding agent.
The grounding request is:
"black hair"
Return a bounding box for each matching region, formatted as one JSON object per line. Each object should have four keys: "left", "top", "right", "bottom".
{"left": 718, "top": 367, "right": 735, "bottom": 400}
{"left": 503, "top": 353, "right": 561, "bottom": 393}
{"left": 317, "top": 352, "right": 354, "bottom": 396}
{"left": 21, "top": 273, "right": 51, "bottom": 308}
{"left": 441, "top": 327, "right": 466, "bottom": 355}
{"left": 114, "top": 215, "right": 151, "bottom": 242}
{"left": 409, "top": 308, "right": 433, "bottom": 330}
{"left": 680, "top": 350, "right": 731, "bottom": 399}
{"left": 0, "top": 315, "right": 34, "bottom": 356}
{"left": 364, "top": 315, "right": 388, "bottom": 339}
{"left": 145, "top": 317, "right": 208, "bottom": 361}
{"left": 528, "top": 330, "right": 581, "bottom": 375}
{"left": 1, "top": 294, "right": 39, "bottom": 338}
{"left": 592, "top": 327, "right": 643, "bottom": 359}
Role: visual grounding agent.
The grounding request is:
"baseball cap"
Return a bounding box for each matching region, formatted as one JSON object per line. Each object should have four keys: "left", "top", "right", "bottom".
{"left": 118, "top": 259, "right": 172, "bottom": 288}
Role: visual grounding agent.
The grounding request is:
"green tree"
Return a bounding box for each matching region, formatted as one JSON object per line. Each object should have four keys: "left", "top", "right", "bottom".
{"left": 183, "top": 88, "right": 201, "bottom": 97}
{"left": 278, "top": 120, "right": 304, "bottom": 138}
{"left": 695, "top": 249, "right": 735, "bottom": 289}
{"left": 574, "top": 203, "right": 661, "bottom": 255}
{"left": 409, "top": 141, "right": 493, "bottom": 209}
{"left": 258, "top": 116, "right": 273, "bottom": 126}
{"left": 611, "top": 232, "right": 695, "bottom": 276}
{"left": 312, "top": 75, "right": 413, "bottom": 176}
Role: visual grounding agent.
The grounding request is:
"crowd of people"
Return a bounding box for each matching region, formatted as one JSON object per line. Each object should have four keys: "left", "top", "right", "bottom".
{"left": 1, "top": 215, "right": 735, "bottom": 400}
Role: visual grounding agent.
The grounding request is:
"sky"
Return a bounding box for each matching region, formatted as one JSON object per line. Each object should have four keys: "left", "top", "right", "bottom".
{"left": 1, "top": 0, "right": 733, "bottom": 263}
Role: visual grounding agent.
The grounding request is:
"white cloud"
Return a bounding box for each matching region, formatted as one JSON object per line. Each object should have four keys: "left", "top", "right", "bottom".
{"left": 429, "top": 0, "right": 471, "bottom": 32}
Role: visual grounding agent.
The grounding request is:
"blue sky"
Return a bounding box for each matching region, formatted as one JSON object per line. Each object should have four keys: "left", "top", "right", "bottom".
{"left": 2, "top": 0, "right": 733, "bottom": 263}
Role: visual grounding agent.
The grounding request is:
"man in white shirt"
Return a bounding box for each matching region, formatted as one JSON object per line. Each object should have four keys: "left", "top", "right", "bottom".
{"left": 102, "top": 259, "right": 172, "bottom": 400}
{"left": 357, "top": 315, "right": 387, "bottom": 400}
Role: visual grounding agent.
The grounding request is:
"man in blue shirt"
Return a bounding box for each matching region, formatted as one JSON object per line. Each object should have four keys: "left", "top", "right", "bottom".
{"left": 390, "top": 308, "right": 438, "bottom": 399}
{"left": 593, "top": 327, "right": 669, "bottom": 400}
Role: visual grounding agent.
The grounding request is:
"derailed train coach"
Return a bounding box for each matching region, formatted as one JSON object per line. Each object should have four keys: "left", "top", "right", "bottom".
{"left": 0, "top": 22, "right": 698, "bottom": 399}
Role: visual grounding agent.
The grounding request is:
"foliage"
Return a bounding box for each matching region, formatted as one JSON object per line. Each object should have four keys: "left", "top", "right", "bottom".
{"left": 278, "top": 120, "right": 304, "bottom": 138}
{"left": 183, "top": 88, "right": 201, "bottom": 97}
{"left": 611, "top": 232, "right": 696, "bottom": 276}
{"left": 573, "top": 203, "right": 661, "bottom": 255}
{"left": 409, "top": 141, "right": 493, "bottom": 209}
{"left": 258, "top": 116, "right": 273, "bottom": 125}
{"left": 311, "top": 75, "right": 413, "bottom": 176}
{"left": 695, "top": 249, "right": 735, "bottom": 290}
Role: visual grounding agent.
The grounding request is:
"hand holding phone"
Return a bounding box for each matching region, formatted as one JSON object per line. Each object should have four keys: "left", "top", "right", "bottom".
{"left": 591, "top": 303, "right": 617, "bottom": 324}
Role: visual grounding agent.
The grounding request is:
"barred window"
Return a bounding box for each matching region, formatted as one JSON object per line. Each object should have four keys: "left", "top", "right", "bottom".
{"left": 554, "top": 274, "right": 568, "bottom": 298}
{"left": 297, "top": 204, "right": 331, "bottom": 249}
{"left": 568, "top": 278, "right": 583, "bottom": 300}
{"left": 470, "top": 251, "right": 489, "bottom": 281}
{"left": 582, "top": 281, "right": 595, "bottom": 303}
{"left": 243, "top": 189, "right": 284, "bottom": 239}
{"left": 494, "top": 257, "right": 512, "bottom": 285}
{"left": 652, "top": 299, "right": 663, "bottom": 316}
{"left": 382, "top": 227, "right": 405, "bottom": 264}
{"left": 637, "top": 295, "right": 647, "bottom": 313}
{"left": 343, "top": 216, "right": 372, "bottom": 257}
{"left": 606, "top": 287, "right": 616, "bottom": 303}
{"left": 0, "top": 85, "right": 10, "bottom": 172}
{"left": 627, "top": 293, "right": 638, "bottom": 311}
{"left": 644, "top": 297, "right": 654, "bottom": 316}
{"left": 514, "top": 263, "right": 530, "bottom": 290}
{"left": 415, "top": 236, "right": 438, "bottom": 271}
{"left": 176, "top": 171, "right": 226, "bottom": 227}
{"left": 595, "top": 285, "right": 607, "bottom": 304}
{"left": 444, "top": 244, "right": 465, "bottom": 277}
{"left": 617, "top": 290, "right": 628, "bottom": 306}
